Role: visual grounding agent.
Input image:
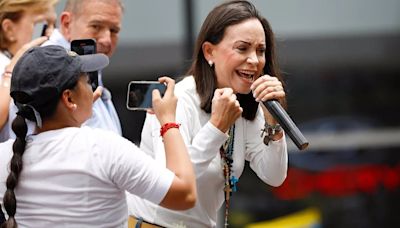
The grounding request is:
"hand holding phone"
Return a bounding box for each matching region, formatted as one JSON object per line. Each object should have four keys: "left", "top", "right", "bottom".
{"left": 126, "top": 81, "right": 167, "bottom": 111}
{"left": 71, "top": 39, "right": 99, "bottom": 91}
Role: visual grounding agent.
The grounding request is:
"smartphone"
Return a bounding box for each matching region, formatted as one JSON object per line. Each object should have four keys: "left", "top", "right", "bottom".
{"left": 32, "top": 22, "right": 48, "bottom": 39}
{"left": 126, "top": 81, "right": 167, "bottom": 111}
{"left": 71, "top": 39, "right": 98, "bottom": 91}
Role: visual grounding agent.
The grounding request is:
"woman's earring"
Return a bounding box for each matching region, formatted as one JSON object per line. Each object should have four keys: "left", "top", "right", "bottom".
{"left": 72, "top": 104, "right": 77, "bottom": 111}
{"left": 208, "top": 60, "right": 214, "bottom": 67}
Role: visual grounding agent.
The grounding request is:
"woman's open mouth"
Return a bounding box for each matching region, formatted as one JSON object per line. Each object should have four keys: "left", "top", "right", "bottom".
{"left": 237, "top": 70, "right": 255, "bottom": 83}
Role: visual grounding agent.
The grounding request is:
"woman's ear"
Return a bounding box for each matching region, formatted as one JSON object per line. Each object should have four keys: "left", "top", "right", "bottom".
{"left": 1, "top": 19, "right": 16, "bottom": 42}
{"left": 202, "top": 41, "right": 215, "bottom": 64}
{"left": 60, "top": 90, "right": 76, "bottom": 111}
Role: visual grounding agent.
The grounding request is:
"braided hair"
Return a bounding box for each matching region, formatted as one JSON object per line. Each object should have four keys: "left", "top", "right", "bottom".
{"left": 1, "top": 115, "right": 27, "bottom": 228}
{"left": 1, "top": 78, "right": 78, "bottom": 228}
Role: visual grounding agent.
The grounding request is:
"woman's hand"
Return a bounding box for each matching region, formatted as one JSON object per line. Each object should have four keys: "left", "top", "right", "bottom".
{"left": 0, "top": 35, "right": 48, "bottom": 130}
{"left": 252, "top": 75, "right": 286, "bottom": 138}
{"left": 250, "top": 74, "right": 285, "bottom": 102}
{"left": 6, "top": 36, "right": 49, "bottom": 72}
{"left": 210, "top": 88, "right": 243, "bottom": 133}
{"left": 151, "top": 76, "right": 177, "bottom": 125}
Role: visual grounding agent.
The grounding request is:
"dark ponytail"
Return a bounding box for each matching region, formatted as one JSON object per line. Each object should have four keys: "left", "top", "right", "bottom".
{"left": 2, "top": 115, "right": 28, "bottom": 228}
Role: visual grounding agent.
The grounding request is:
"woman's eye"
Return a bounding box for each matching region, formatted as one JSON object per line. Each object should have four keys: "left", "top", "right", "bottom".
{"left": 257, "top": 48, "right": 266, "bottom": 55}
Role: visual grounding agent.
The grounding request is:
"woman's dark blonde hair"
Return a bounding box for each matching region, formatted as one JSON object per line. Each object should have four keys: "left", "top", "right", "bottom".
{"left": 186, "top": 0, "right": 285, "bottom": 120}
{"left": 0, "top": 0, "right": 58, "bottom": 50}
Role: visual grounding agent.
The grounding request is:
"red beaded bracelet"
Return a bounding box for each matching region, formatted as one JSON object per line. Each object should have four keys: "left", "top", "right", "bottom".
{"left": 160, "top": 122, "right": 181, "bottom": 137}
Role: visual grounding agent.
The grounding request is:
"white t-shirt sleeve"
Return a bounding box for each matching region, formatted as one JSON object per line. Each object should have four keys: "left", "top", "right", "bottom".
{"left": 92, "top": 128, "right": 175, "bottom": 205}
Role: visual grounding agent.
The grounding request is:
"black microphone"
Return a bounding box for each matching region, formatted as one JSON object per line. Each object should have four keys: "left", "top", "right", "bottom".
{"left": 262, "top": 100, "right": 309, "bottom": 150}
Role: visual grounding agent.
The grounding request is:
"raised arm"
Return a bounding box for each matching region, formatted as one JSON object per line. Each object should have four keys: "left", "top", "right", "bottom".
{"left": 0, "top": 69, "right": 12, "bottom": 129}
{"left": 152, "top": 77, "right": 197, "bottom": 210}
{"left": 0, "top": 37, "right": 49, "bottom": 130}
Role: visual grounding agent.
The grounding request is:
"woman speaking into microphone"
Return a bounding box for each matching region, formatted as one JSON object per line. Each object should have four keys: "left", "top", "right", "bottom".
{"left": 128, "top": 1, "right": 288, "bottom": 227}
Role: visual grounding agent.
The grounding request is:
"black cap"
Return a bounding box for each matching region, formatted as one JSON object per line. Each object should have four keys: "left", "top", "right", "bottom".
{"left": 10, "top": 45, "right": 109, "bottom": 104}
{"left": 10, "top": 45, "right": 109, "bottom": 127}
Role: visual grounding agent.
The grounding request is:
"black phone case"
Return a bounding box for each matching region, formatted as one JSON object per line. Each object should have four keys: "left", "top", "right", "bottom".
{"left": 71, "top": 39, "right": 98, "bottom": 91}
